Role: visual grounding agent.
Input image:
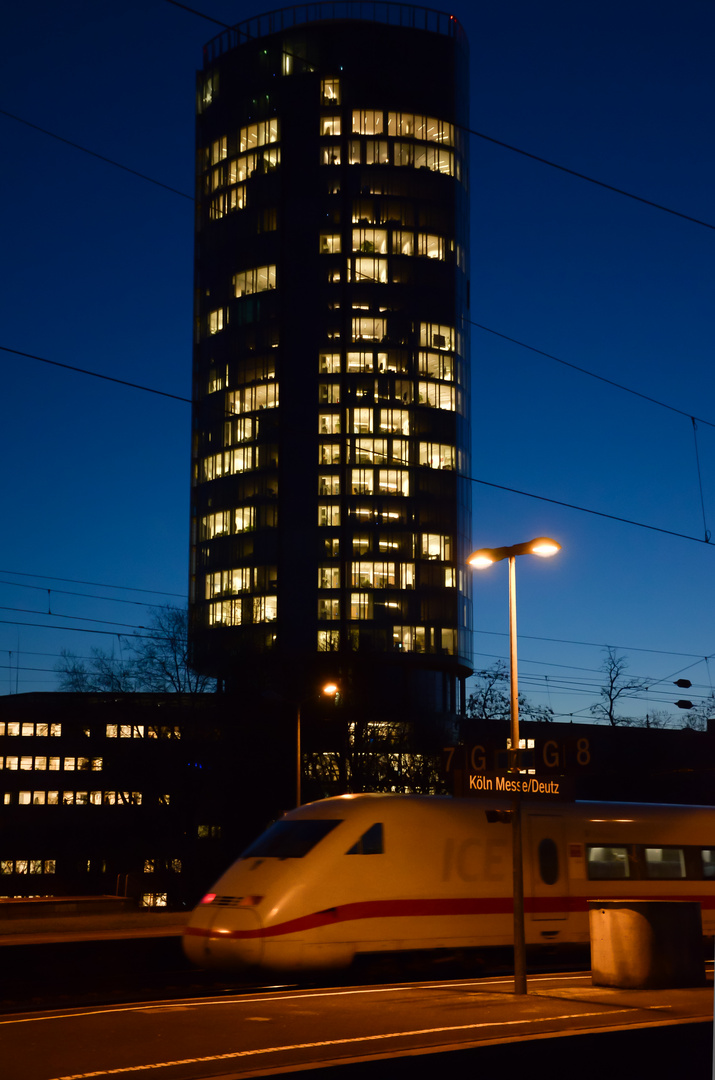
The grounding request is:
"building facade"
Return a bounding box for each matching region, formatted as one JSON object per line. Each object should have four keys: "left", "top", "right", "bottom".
{"left": 189, "top": 4, "right": 472, "bottom": 734}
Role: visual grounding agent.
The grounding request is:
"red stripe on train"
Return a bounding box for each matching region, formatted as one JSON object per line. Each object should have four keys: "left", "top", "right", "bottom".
{"left": 185, "top": 892, "right": 715, "bottom": 940}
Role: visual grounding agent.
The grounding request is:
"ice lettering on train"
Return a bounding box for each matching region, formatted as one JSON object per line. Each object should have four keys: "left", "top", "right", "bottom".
{"left": 442, "top": 836, "right": 508, "bottom": 882}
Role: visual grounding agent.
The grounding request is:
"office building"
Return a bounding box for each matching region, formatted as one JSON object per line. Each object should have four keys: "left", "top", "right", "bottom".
{"left": 189, "top": 4, "right": 472, "bottom": 742}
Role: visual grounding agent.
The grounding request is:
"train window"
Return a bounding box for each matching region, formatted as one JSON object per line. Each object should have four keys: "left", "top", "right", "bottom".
{"left": 586, "top": 845, "right": 630, "bottom": 879}
{"left": 644, "top": 847, "right": 686, "bottom": 880}
{"left": 702, "top": 850, "right": 715, "bottom": 879}
{"left": 242, "top": 819, "right": 342, "bottom": 859}
{"left": 538, "top": 838, "right": 559, "bottom": 885}
{"left": 347, "top": 823, "right": 383, "bottom": 855}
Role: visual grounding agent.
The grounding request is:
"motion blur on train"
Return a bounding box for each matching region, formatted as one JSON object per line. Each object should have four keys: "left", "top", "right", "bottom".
{"left": 183, "top": 793, "right": 715, "bottom": 973}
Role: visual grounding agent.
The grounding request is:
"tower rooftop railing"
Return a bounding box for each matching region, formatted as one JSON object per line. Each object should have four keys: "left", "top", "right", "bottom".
{"left": 203, "top": 2, "right": 465, "bottom": 65}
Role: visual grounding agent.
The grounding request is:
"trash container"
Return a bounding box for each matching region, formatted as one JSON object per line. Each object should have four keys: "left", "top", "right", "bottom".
{"left": 588, "top": 900, "right": 705, "bottom": 989}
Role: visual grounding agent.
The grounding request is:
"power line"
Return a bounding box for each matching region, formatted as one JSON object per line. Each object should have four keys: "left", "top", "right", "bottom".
{"left": 162, "top": 0, "right": 232, "bottom": 29}
{"left": 472, "top": 627, "right": 712, "bottom": 660}
{"left": 469, "top": 321, "right": 715, "bottom": 430}
{"left": 0, "top": 607, "right": 150, "bottom": 633}
{"left": 0, "top": 345, "right": 191, "bottom": 402}
{"left": 0, "top": 580, "right": 163, "bottom": 610}
{"left": 0, "top": 109, "right": 194, "bottom": 202}
{"left": 462, "top": 470, "right": 713, "bottom": 547}
{"left": 0, "top": 618, "right": 156, "bottom": 640}
{"left": 468, "top": 127, "right": 714, "bottom": 231}
{"left": 0, "top": 569, "right": 186, "bottom": 599}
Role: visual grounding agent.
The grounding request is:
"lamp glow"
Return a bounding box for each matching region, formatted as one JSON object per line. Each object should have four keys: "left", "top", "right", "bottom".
{"left": 468, "top": 551, "right": 494, "bottom": 569}
{"left": 529, "top": 538, "right": 561, "bottom": 558}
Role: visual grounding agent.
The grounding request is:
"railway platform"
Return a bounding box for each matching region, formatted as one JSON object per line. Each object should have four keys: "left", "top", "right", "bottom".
{"left": 0, "top": 909, "right": 711, "bottom": 1079}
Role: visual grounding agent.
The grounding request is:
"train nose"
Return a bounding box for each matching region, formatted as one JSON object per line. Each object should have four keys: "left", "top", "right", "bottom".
{"left": 183, "top": 894, "right": 264, "bottom": 969}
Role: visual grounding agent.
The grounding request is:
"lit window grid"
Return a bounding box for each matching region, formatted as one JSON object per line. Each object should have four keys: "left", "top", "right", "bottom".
{"left": 0, "top": 757, "right": 102, "bottom": 772}
{"left": 193, "top": 92, "right": 470, "bottom": 662}
{"left": 0, "top": 723, "right": 61, "bottom": 737}
{"left": 1, "top": 859, "right": 56, "bottom": 874}
{"left": 6, "top": 791, "right": 146, "bottom": 806}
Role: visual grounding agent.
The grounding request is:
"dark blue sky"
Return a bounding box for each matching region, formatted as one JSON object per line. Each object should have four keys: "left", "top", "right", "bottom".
{"left": 1, "top": 0, "right": 713, "bottom": 722}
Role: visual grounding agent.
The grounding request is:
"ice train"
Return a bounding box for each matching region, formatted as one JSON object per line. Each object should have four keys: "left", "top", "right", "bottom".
{"left": 183, "top": 793, "right": 715, "bottom": 972}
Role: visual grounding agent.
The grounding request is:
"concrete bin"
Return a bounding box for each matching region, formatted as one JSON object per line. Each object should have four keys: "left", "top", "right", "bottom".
{"left": 589, "top": 900, "right": 705, "bottom": 989}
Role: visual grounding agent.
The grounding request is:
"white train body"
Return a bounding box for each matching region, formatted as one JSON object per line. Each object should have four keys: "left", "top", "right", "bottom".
{"left": 183, "top": 793, "right": 715, "bottom": 972}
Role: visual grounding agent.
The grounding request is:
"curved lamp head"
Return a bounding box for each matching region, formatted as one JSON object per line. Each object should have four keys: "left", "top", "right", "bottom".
{"left": 467, "top": 537, "right": 561, "bottom": 568}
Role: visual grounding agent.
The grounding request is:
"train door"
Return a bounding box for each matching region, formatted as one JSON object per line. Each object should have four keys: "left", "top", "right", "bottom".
{"left": 526, "top": 814, "right": 569, "bottom": 923}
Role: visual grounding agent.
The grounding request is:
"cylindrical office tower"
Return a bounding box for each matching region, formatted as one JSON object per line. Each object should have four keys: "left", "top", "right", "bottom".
{"left": 190, "top": 4, "right": 472, "bottom": 737}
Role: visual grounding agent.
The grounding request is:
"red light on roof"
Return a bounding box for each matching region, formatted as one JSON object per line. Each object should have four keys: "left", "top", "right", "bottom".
{"left": 199, "top": 892, "right": 216, "bottom": 904}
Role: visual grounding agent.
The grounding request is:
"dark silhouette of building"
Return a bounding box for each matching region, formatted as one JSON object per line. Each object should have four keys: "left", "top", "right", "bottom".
{"left": 189, "top": 4, "right": 473, "bottom": 742}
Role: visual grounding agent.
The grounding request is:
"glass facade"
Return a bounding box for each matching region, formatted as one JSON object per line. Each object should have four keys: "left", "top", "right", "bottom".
{"left": 190, "top": 4, "right": 472, "bottom": 726}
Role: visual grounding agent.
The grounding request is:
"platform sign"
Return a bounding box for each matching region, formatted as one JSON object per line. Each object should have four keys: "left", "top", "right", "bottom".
{"left": 462, "top": 771, "right": 572, "bottom": 800}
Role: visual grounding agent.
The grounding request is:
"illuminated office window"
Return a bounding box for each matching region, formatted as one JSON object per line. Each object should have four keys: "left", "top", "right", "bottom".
{"left": 379, "top": 409, "right": 409, "bottom": 435}
{"left": 352, "top": 109, "right": 383, "bottom": 135}
{"left": 352, "top": 317, "right": 386, "bottom": 342}
{"left": 319, "top": 233, "right": 341, "bottom": 254}
{"left": 352, "top": 228, "right": 387, "bottom": 254}
{"left": 365, "top": 140, "right": 388, "bottom": 164}
{"left": 418, "top": 382, "right": 455, "bottom": 410}
{"left": 320, "top": 116, "right": 341, "bottom": 136}
{"left": 318, "top": 474, "right": 340, "bottom": 495}
{"left": 321, "top": 78, "right": 340, "bottom": 104}
{"left": 378, "top": 469, "right": 409, "bottom": 496}
{"left": 318, "top": 566, "right": 341, "bottom": 588}
{"left": 419, "top": 442, "right": 455, "bottom": 470}
{"left": 319, "top": 443, "right": 341, "bottom": 465}
{"left": 418, "top": 233, "right": 448, "bottom": 260}
{"left": 350, "top": 258, "right": 387, "bottom": 284}
{"left": 318, "top": 382, "right": 340, "bottom": 404}
{"left": 350, "top": 593, "right": 372, "bottom": 619}
{"left": 421, "top": 534, "right": 453, "bottom": 561}
{"left": 233, "top": 265, "right": 276, "bottom": 297}
{"left": 419, "top": 350, "right": 454, "bottom": 381}
{"left": 351, "top": 468, "right": 374, "bottom": 495}
{"left": 420, "top": 322, "right": 454, "bottom": 351}
{"left": 318, "top": 629, "right": 340, "bottom": 651}
{"left": 253, "top": 596, "right": 277, "bottom": 622}
{"left": 321, "top": 144, "right": 341, "bottom": 165}
{"left": 318, "top": 504, "right": 341, "bottom": 527}
{"left": 318, "top": 599, "right": 340, "bottom": 620}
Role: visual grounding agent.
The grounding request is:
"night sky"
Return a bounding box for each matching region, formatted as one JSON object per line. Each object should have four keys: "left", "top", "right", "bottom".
{"left": 1, "top": 0, "right": 713, "bottom": 724}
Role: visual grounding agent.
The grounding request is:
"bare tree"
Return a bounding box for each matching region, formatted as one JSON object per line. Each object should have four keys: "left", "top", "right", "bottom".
{"left": 130, "top": 607, "right": 214, "bottom": 693}
{"left": 589, "top": 647, "right": 646, "bottom": 726}
{"left": 55, "top": 607, "right": 215, "bottom": 694}
{"left": 55, "top": 647, "right": 136, "bottom": 692}
{"left": 679, "top": 693, "right": 715, "bottom": 732}
{"left": 465, "top": 662, "right": 554, "bottom": 724}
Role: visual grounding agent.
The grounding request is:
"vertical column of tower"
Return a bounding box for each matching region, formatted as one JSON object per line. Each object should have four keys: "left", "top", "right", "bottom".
{"left": 190, "top": 7, "right": 471, "bottom": 732}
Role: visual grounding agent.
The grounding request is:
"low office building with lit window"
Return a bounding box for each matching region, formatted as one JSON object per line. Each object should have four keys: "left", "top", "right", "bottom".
{"left": 189, "top": 4, "right": 472, "bottom": 751}
{"left": 0, "top": 694, "right": 232, "bottom": 908}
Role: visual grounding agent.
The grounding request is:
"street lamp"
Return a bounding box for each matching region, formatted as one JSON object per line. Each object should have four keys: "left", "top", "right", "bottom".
{"left": 296, "top": 682, "right": 340, "bottom": 808}
{"left": 467, "top": 536, "right": 561, "bottom": 995}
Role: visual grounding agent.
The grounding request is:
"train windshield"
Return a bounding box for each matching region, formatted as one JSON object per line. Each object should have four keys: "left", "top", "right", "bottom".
{"left": 241, "top": 819, "right": 343, "bottom": 859}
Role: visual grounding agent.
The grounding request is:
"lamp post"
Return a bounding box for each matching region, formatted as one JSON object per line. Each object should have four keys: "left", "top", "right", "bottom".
{"left": 296, "top": 682, "right": 340, "bottom": 807}
{"left": 467, "top": 536, "right": 561, "bottom": 994}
